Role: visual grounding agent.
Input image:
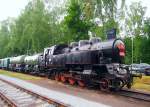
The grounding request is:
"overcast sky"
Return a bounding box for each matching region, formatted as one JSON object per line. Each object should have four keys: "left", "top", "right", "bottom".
{"left": 126, "top": 0, "right": 150, "bottom": 17}
{"left": 0, "top": 0, "right": 149, "bottom": 21}
{"left": 0, "top": 0, "right": 29, "bottom": 21}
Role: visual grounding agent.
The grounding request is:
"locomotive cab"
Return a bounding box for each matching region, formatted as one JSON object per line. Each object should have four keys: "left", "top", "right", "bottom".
{"left": 43, "top": 44, "right": 68, "bottom": 67}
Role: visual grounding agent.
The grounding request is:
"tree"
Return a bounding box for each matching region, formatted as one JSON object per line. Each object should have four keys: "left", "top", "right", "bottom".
{"left": 141, "top": 18, "right": 150, "bottom": 63}
{"left": 124, "top": 37, "right": 132, "bottom": 64}
{"left": 125, "top": 2, "right": 146, "bottom": 37}
{"left": 0, "top": 18, "right": 14, "bottom": 57}
{"left": 124, "top": 2, "right": 149, "bottom": 64}
{"left": 63, "top": 0, "right": 92, "bottom": 41}
{"left": 79, "top": 0, "right": 125, "bottom": 39}
{"left": 0, "top": 0, "right": 65, "bottom": 57}
{"left": 143, "top": 18, "right": 150, "bottom": 37}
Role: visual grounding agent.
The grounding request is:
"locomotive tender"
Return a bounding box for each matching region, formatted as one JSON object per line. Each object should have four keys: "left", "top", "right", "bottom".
{"left": 0, "top": 37, "right": 136, "bottom": 90}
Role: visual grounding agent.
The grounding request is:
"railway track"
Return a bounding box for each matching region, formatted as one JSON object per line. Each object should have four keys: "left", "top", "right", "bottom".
{"left": 117, "top": 89, "right": 150, "bottom": 102}
{"left": 0, "top": 71, "right": 149, "bottom": 107}
{"left": 0, "top": 79, "right": 69, "bottom": 107}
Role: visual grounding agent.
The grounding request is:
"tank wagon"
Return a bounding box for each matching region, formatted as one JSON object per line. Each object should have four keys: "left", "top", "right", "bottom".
{"left": 24, "top": 53, "right": 43, "bottom": 74}
{"left": 9, "top": 55, "right": 26, "bottom": 71}
{"left": 0, "top": 37, "right": 139, "bottom": 91}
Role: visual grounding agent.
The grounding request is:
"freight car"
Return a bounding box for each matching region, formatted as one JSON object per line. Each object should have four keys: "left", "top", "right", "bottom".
{"left": 0, "top": 37, "right": 139, "bottom": 91}
{"left": 0, "top": 58, "right": 10, "bottom": 69}
{"left": 24, "top": 53, "right": 43, "bottom": 74}
{"left": 9, "top": 55, "right": 26, "bottom": 71}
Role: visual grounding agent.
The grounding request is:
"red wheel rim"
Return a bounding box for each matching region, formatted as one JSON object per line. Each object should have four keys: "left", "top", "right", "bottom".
{"left": 61, "top": 75, "right": 66, "bottom": 83}
{"left": 100, "top": 78, "right": 109, "bottom": 90}
{"left": 68, "top": 78, "right": 76, "bottom": 85}
{"left": 78, "top": 80, "right": 85, "bottom": 87}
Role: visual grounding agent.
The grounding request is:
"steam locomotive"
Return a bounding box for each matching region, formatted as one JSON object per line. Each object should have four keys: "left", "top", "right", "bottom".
{"left": 0, "top": 37, "right": 137, "bottom": 91}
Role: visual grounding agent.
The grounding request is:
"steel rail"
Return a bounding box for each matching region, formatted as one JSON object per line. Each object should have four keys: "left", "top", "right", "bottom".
{"left": 118, "top": 89, "right": 150, "bottom": 102}
{"left": 0, "top": 91, "right": 17, "bottom": 107}
{"left": 0, "top": 78, "right": 70, "bottom": 107}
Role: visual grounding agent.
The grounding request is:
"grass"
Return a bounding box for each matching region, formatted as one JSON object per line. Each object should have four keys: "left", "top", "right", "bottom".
{"left": 0, "top": 69, "right": 42, "bottom": 80}
{"left": 133, "top": 76, "right": 150, "bottom": 92}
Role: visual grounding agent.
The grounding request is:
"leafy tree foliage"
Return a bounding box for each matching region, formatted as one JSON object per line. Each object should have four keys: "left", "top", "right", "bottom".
{"left": 63, "top": 0, "right": 92, "bottom": 41}
{"left": 143, "top": 18, "right": 150, "bottom": 37}
{"left": 124, "top": 2, "right": 150, "bottom": 64}
{"left": 0, "top": 0, "right": 61, "bottom": 57}
{"left": 78, "top": 0, "right": 125, "bottom": 39}
{"left": 0, "top": 0, "right": 149, "bottom": 64}
{"left": 125, "top": 2, "right": 146, "bottom": 36}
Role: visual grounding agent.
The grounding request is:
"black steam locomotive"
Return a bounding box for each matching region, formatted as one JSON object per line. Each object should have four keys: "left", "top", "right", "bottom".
{"left": 0, "top": 37, "right": 136, "bottom": 91}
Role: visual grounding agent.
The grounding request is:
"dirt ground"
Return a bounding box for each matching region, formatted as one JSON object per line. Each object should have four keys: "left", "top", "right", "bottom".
{"left": 27, "top": 78, "right": 150, "bottom": 107}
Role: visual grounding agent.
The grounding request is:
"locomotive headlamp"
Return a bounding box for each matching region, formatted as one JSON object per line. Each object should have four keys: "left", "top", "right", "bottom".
{"left": 117, "top": 43, "right": 125, "bottom": 57}
{"left": 114, "top": 40, "right": 125, "bottom": 57}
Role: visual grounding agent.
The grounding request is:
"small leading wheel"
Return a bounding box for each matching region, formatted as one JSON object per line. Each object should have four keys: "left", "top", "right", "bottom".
{"left": 111, "top": 78, "right": 125, "bottom": 91}
{"left": 100, "top": 78, "right": 110, "bottom": 91}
